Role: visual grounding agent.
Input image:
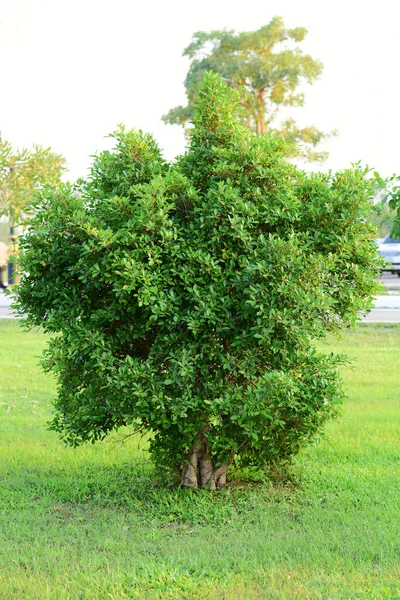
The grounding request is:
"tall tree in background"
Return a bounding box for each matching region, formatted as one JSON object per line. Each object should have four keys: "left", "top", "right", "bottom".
{"left": 0, "top": 136, "right": 66, "bottom": 226}
{"left": 163, "top": 17, "right": 333, "bottom": 162}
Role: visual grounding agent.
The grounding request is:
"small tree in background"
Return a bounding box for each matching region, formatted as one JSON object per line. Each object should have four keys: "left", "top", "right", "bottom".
{"left": 0, "top": 136, "right": 66, "bottom": 226}
{"left": 378, "top": 174, "right": 400, "bottom": 239}
{"left": 0, "top": 136, "right": 66, "bottom": 281}
{"left": 163, "top": 17, "right": 335, "bottom": 162}
{"left": 15, "top": 73, "right": 380, "bottom": 489}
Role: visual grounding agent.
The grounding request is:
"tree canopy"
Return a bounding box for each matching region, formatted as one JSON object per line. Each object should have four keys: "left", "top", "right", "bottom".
{"left": 163, "top": 17, "right": 334, "bottom": 162}
{"left": 0, "top": 136, "right": 66, "bottom": 226}
{"left": 15, "top": 73, "right": 380, "bottom": 489}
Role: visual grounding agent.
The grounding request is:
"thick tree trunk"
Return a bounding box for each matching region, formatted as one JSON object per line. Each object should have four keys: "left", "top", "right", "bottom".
{"left": 181, "top": 439, "right": 203, "bottom": 488}
{"left": 180, "top": 437, "right": 229, "bottom": 490}
{"left": 199, "top": 449, "right": 214, "bottom": 487}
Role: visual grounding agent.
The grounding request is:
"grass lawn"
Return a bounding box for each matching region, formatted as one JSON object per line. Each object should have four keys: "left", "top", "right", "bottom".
{"left": 0, "top": 320, "right": 399, "bottom": 599}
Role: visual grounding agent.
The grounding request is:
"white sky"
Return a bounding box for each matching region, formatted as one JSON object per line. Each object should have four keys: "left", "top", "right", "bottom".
{"left": 0, "top": 0, "right": 399, "bottom": 181}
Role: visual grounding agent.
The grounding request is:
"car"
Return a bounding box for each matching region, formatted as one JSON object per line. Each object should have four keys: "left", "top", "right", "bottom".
{"left": 377, "top": 235, "right": 400, "bottom": 276}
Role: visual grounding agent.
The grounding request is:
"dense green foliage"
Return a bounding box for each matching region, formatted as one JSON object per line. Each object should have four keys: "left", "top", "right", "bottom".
{"left": 15, "top": 73, "right": 380, "bottom": 488}
{"left": 163, "top": 17, "right": 333, "bottom": 162}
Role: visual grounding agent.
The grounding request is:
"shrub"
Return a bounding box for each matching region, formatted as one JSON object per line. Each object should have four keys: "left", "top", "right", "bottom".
{"left": 15, "top": 73, "right": 381, "bottom": 488}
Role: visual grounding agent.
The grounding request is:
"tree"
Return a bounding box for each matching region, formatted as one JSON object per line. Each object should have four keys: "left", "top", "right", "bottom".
{"left": 163, "top": 17, "right": 334, "bottom": 162}
{"left": 367, "top": 172, "right": 400, "bottom": 238}
{"left": 380, "top": 174, "right": 400, "bottom": 238}
{"left": 15, "top": 74, "right": 380, "bottom": 489}
{"left": 0, "top": 136, "right": 66, "bottom": 226}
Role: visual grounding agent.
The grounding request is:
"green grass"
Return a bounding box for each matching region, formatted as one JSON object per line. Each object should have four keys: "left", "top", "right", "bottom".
{"left": 0, "top": 320, "right": 399, "bottom": 599}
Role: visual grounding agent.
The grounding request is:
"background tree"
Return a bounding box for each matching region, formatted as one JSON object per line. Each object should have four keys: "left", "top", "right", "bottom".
{"left": 0, "top": 136, "right": 66, "bottom": 227}
{"left": 379, "top": 174, "right": 400, "bottom": 238}
{"left": 367, "top": 172, "right": 400, "bottom": 238}
{"left": 163, "top": 16, "right": 334, "bottom": 162}
{"left": 15, "top": 74, "right": 380, "bottom": 489}
{"left": 0, "top": 136, "right": 66, "bottom": 283}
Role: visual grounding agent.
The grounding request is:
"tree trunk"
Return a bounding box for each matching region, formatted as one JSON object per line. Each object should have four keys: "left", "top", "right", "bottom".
{"left": 256, "top": 118, "right": 266, "bottom": 136}
{"left": 255, "top": 89, "right": 266, "bottom": 135}
{"left": 180, "top": 436, "right": 229, "bottom": 490}
{"left": 181, "top": 439, "right": 203, "bottom": 488}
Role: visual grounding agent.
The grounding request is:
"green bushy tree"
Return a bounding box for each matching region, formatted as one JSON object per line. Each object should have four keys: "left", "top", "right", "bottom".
{"left": 15, "top": 73, "right": 380, "bottom": 489}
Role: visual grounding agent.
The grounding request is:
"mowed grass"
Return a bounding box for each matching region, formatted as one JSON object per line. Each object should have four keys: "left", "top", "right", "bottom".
{"left": 0, "top": 320, "right": 399, "bottom": 600}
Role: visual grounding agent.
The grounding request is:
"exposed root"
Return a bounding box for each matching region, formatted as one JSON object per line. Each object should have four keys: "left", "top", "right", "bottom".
{"left": 181, "top": 436, "right": 230, "bottom": 489}
{"left": 199, "top": 451, "right": 214, "bottom": 487}
{"left": 180, "top": 440, "right": 203, "bottom": 488}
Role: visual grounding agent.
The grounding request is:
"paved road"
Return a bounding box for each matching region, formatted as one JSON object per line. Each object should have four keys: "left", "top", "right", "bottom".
{"left": 0, "top": 307, "right": 15, "bottom": 319}
{"left": 0, "top": 292, "right": 14, "bottom": 319}
{"left": 380, "top": 272, "right": 400, "bottom": 291}
{"left": 374, "top": 296, "right": 400, "bottom": 309}
{"left": 362, "top": 310, "right": 400, "bottom": 323}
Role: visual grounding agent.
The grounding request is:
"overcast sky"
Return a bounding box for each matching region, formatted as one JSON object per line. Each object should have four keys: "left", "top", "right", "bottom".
{"left": 1, "top": 0, "right": 399, "bottom": 181}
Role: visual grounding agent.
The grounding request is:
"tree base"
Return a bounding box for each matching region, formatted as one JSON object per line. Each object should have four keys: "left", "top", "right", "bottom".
{"left": 181, "top": 439, "right": 228, "bottom": 490}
